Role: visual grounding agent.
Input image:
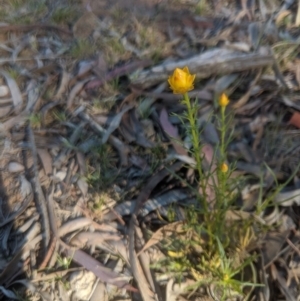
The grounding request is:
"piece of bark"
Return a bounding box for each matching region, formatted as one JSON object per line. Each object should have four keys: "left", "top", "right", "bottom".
{"left": 131, "top": 47, "right": 274, "bottom": 88}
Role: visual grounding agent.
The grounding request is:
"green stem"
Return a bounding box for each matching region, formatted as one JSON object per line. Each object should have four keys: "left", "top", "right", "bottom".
{"left": 220, "top": 106, "right": 226, "bottom": 160}
{"left": 184, "top": 93, "right": 201, "bottom": 173}
{"left": 183, "top": 92, "right": 208, "bottom": 214}
{"left": 219, "top": 105, "right": 227, "bottom": 208}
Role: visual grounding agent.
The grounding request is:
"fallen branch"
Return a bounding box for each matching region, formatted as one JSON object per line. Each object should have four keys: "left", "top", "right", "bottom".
{"left": 131, "top": 47, "right": 274, "bottom": 88}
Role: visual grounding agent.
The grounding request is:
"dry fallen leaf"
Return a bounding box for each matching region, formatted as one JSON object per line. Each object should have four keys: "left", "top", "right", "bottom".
{"left": 288, "top": 112, "right": 300, "bottom": 128}
{"left": 159, "top": 107, "right": 187, "bottom": 155}
{"left": 0, "top": 71, "right": 23, "bottom": 114}
{"left": 37, "top": 148, "right": 53, "bottom": 175}
{"left": 138, "top": 221, "right": 184, "bottom": 255}
{"left": 102, "top": 105, "right": 134, "bottom": 144}
{"left": 73, "top": 12, "right": 100, "bottom": 39}
{"left": 60, "top": 242, "right": 137, "bottom": 292}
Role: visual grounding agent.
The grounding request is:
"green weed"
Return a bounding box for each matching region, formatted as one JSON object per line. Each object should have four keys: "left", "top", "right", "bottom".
{"left": 28, "top": 113, "right": 42, "bottom": 129}
{"left": 195, "top": 0, "right": 211, "bottom": 15}
{"left": 52, "top": 109, "right": 67, "bottom": 122}
{"left": 56, "top": 254, "right": 72, "bottom": 270}
{"left": 6, "top": 67, "right": 20, "bottom": 81}
{"left": 70, "top": 39, "right": 97, "bottom": 59}
{"left": 51, "top": 6, "right": 78, "bottom": 24}
{"left": 91, "top": 97, "right": 117, "bottom": 113}
{"left": 86, "top": 144, "right": 118, "bottom": 190}
{"left": 158, "top": 68, "right": 265, "bottom": 299}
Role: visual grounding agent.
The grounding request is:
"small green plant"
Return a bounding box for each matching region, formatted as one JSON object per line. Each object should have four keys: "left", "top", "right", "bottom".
{"left": 195, "top": 0, "right": 210, "bottom": 15}
{"left": 70, "top": 39, "right": 97, "bottom": 59}
{"left": 159, "top": 66, "right": 262, "bottom": 299}
{"left": 106, "top": 38, "right": 125, "bottom": 56}
{"left": 54, "top": 275, "right": 71, "bottom": 291}
{"left": 108, "top": 78, "right": 120, "bottom": 92}
{"left": 98, "top": 37, "right": 127, "bottom": 65}
{"left": 91, "top": 97, "right": 117, "bottom": 112}
{"left": 56, "top": 254, "right": 72, "bottom": 270}
{"left": 149, "top": 145, "right": 167, "bottom": 172}
{"left": 6, "top": 67, "right": 20, "bottom": 81}
{"left": 51, "top": 6, "right": 78, "bottom": 24}
{"left": 28, "top": 0, "right": 47, "bottom": 15}
{"left": 92, "top": 194, "right": 105, "bottom": 211}
{"left": 28, "top": 113, "right": 42, "bottom": 129}
{"left": 86, "top": 144, "right": 118, "bottom": 190}
{"left": 52, "top": 109, "right": 67, "bottom": 122}
{"left": 9, "top": 0, "right": 26, "bottom": 10}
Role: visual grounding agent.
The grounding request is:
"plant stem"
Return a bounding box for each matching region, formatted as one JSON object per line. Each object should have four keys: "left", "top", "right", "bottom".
{"left": 218, "top": 105, "right": 228, "bottom": 211}
{"left": 220, "top": 106, "right": 226, "bottom": 160}
{"left": 183, "top": 92, "right": 208, "bottom": 214}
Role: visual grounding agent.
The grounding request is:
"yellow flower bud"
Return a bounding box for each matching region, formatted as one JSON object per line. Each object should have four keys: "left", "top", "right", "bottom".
{"left": 168, "top": 66, "right": 196, "bottom": 94}
{"left": 168, "top": 250, "right": 184, "bottom": 258}
{"left": 191, "top": 268, "right": 204, "bottom": 281}
{"left": 219, "top": 93, "right": 229, "bottom": 107}
{"left": 220, "top": 163, "right": 228, "bottom": 173}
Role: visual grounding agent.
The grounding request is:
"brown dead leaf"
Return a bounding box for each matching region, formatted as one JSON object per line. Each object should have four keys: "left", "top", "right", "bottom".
{"left": 289, "top": 112, "right": 300, "bottom": 128}
{"left": 159, "top": 107, "right": 187, "bottom": 155}
{"left": 120, "top": 108, "right": 155, "bottom": 148}
{"left": 138, "top": 221, "right": 184, "bottom": 255}
{"left": 263, "top": 231, "right": 290, "bottom": 267}
{"left": 135, "top": 225, "right": 161, "bottom": 300}
{"left": 73, "top": 12, "right": 100, "bottom": 39}
{"left": 275, "top": 10, "right": 291, "bottom": 25}
{"left": 54, "top": 69, "right": 71, "bottom": 100}
{"left": 37, "top": 148, "right": 52, "bottom": 175}
{"left": 200, "top": 143, "right": 218, "bottom": 204}
{"left": 70, "top": 231, "right": 122, "bottom": 248}
{"left": 58, "top": 217, "right": 93, "bottom": 237}
{"left": 67, "top": 79, "right": 90, "bottom": 109}
{"left": 77, "top": 178, "right": 89, "bottom": 197}
{"left": 233, "top": 70, "right": 262, "bottom": 110}
{"left": 60, "top": 241, "right": 138, "bottom": 292}
{"left": 76, "top": 151, "right": 87, "bottom": 175}
{"left": 102, "top": 105, "right": 134, "bottom": 144}
{"left": 119, "top": 109, "right": 136, "bottom": 142}
{"left": 270, "top": 263, "right": 297, "bottom": 301}
{"left": 0, "top": 71, "right": 23, "bottom": 114}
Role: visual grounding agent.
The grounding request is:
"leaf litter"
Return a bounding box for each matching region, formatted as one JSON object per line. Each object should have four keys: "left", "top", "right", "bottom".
{"left": 0, "top": 0, "right": 300, "bottom": 300}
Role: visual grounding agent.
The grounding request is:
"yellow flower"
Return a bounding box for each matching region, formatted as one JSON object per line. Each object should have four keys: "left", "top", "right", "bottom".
{"left": 168, "top": 250, "right": 184, "bottom": 258}
{"left": 168, "top": 66, "right": 195, "bottom": 94}
{"left": 223, "top": 273, "right": 230, "bottom": 282}
{"left": 191, "top": 268, "right": 204, "bottom": 281}
{"left": 220, "top": 163, "right": 228, "bottom": 173}
{"left": 219, "top": 93, "right": 229, "bottom": 107}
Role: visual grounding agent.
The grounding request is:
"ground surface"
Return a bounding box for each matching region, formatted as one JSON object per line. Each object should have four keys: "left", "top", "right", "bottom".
{"left": 1, "top": 0, "right": 300, "bottom": 300}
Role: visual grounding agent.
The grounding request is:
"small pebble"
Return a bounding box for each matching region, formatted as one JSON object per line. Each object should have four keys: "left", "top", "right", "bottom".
{"left": 8, "top": 162, "right": 24, "bottom": 173}
{"left": 54, "top": 171, "right": 67, "bottom": 181}
{"left": 0, "top": 85, "right": 9, "bottom": 97}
